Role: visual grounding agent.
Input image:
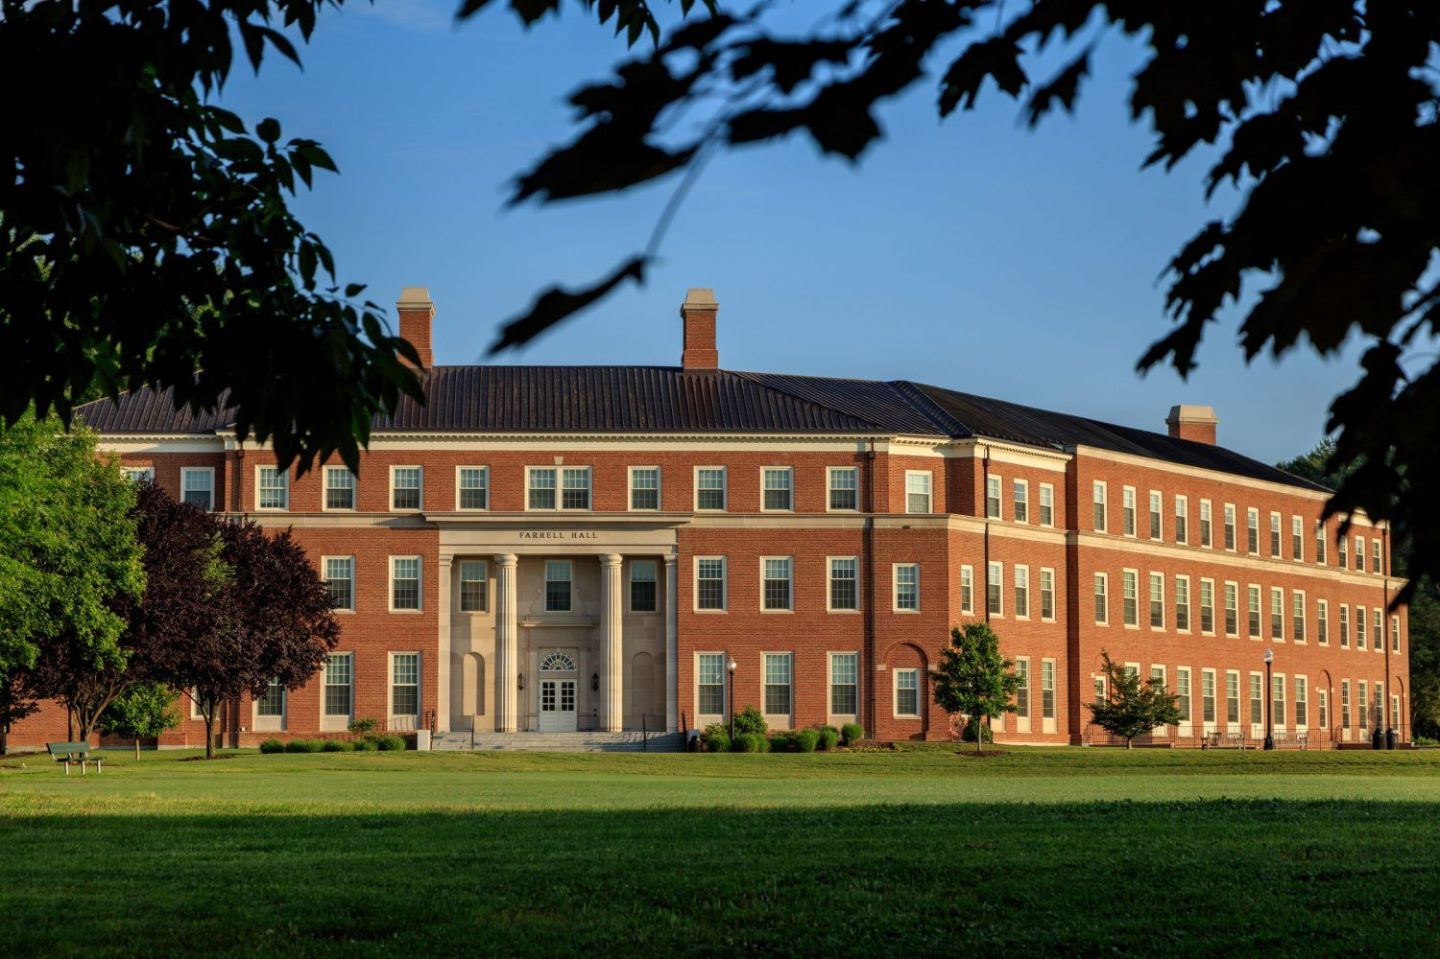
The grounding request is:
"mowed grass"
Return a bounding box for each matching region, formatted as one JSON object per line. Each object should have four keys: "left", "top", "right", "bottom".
{"left": 2, "top": 748, "right": 1439, "bottom": 957}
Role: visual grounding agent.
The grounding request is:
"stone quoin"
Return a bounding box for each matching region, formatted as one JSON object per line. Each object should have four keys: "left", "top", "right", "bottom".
{"left": 6, "top": 288, "right": 1411, "bottom": 750}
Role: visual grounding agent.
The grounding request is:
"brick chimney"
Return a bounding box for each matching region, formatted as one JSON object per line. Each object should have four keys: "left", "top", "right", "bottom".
{"left": 396, "top": 287, "right": 435, "bottom": 369}
{"left": 680, "top": 288, "right": 719, "bottom": 371}
{"left": 1166, "top": 405, "right": 1218, "bottom": 445}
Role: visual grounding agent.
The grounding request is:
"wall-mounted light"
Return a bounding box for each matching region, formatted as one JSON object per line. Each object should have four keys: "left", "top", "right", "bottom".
{"left": 591, "top": 672, "right": 600, "bottom": 692}
{"left": 518, "top": 673, "right": 525, "bottom": 691}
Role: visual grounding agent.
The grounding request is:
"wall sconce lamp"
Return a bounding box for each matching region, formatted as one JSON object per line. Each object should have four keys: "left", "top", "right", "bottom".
{"left": 517, "top": 673, "right": 525, "bottom": 691}
{"left": 591, "top": 672, "right": 600, "bottom": 692}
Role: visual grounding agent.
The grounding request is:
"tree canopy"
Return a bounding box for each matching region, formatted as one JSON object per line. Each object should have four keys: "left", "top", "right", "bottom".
{"left": 931, "top": 622, "right": 1021, "bottom": 752}
{"left": 1086, "top": 651, "right": 1182, "bottom": 748}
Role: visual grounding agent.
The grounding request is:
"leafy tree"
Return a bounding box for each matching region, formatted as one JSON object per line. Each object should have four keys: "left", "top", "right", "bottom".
{"left": 0, "top": 671, "right": 38, "bottom": 756}
{"left": 931, "top": 622, "right": 1020, "bottom": 753}
{"left": 146, "top": 518, "right": 341, "bottom": 758}
{"left": 0, "top": 412, "right": 145, "bottom": 737}
{"left": 1087, "top": 651, "right": 1182, "bottom": 749}
{"left": 101, "top": 682, "right": 182, "bottom": 759}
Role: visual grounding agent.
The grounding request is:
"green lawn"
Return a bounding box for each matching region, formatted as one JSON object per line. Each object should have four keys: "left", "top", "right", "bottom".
{"left": 2, "top": 747, "right": 1438, "bottom": 957}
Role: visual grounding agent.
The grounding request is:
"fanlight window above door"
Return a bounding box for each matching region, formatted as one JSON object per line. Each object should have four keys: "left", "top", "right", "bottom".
{"left": 540, "top": 652, "right": 577, "bottom": 672}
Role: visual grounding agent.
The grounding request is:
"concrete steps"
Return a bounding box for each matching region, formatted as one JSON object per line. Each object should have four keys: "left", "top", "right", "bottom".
{"left": 431, "top": 731, "right": 685, "bottom": 753}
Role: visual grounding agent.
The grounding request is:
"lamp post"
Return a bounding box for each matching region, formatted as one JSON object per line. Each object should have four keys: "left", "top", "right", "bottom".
{"left": 1263, "top": 647, "right": 1275, "bottom": 750}
{"left": 727, "top": 659, "right": 737, "bottom": 741}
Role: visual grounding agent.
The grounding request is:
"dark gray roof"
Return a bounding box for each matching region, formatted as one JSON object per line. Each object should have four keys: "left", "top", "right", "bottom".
{"left": 75, "top": 365, "right": 1327, "bottom": 493}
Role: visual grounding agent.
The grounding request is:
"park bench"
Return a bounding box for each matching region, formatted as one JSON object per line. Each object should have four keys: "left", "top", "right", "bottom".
{"left": 46, "top": 741, "right": 102, "bottom": 775}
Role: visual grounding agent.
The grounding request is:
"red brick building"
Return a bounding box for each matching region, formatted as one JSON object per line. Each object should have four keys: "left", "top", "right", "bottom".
{"left": 8, "top": 288, "right": 1411, "bottom": 749}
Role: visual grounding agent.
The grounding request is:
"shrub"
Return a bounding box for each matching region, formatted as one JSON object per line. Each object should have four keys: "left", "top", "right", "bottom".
{"left": 352, "top": 737, "right": 379, "bottom": 752}
{"left": 702, "top": 723, "right": 731, "bottom": 754}
{"left": 285, "top": 738, "right": 324, "bottom": 754}
{"left": 733, "top": 705, "right": 768, "bottom": 737}
{"left": 258, "top": 739, "right": 285, "bottom": 755}
{"left": 320, "top": 739, "right": 347, "bottom": 752}
{"left": 374, "top": 734, "right": 407, "bottom": 752}
{"left": 961, "top": 717, "right": 994, "bottom": 744}
{"left": 769, "top": 732, "right": 797, "bottom": 752}
{"left": 794, "top": 729, "right": 820, "bottom": 753}
{"left": 1416, "top": 735, "right": 1438, "bottom": 747}
{"left": 348, "top": 717, "right": 379, "bottom": 736}
{"left": 840, "top": 722, "right": 865, "bottom": 746}
{"left": 816, "top": 726, "right": 839, "bottom": 751}
{"left": 733, "top": 732, "right": 770, "bottom": 753}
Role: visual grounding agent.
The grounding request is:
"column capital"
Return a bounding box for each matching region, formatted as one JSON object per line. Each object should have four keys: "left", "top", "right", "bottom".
{"left": 495, "top": 553, "right": 518, "bottom": 568}
{"left": 664, "top": 553, "right": 679, "bottom": 568}
{"left": 600, "top": 553, "right": 624, "bottom": 568}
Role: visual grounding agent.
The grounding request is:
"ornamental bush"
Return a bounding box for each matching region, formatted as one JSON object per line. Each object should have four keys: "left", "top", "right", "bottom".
{"left": 840, "top": 723, "right": 865, "bottom": 746}
{"left": 733, "top": 705, "right": 768, "bottom": 737}
{"left": 352, "top": 737, "right": 379, "bottom": 752}
{"left": 794, "top": 729, "right": 820, "bottom": 753}
{"left": 816, "top": 726, "right": 839, "bottom": 751}
{"left": 702, "top": 723, "right": 731, "bottom": 753}
{"left": 285, "top": 738, "right": 324, "bottom": 753}
{"left": 769, "top": 731, "right": 797, "bottom": 752}
{"left": 374, "top": 734, "right": 407, "bottom": 752}
{"left": 348, "top": 717, "right": 380, "bottom": 736}
{"left": 734, "top": 732, "right": 770, "bottom": 753}
{"left": 259, "top": 739, "right": 285, "bottom": 754}
{"left": 961, "top": 717, "right": 994, "bottom": 744}
{"left": 320, "top": 738, "right": 348, "bottom": 752}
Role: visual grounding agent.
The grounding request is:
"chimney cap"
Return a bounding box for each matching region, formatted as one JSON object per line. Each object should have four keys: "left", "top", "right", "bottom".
{"left": 397, "top": 287, "right": 435, "bottom": 314}
{"left": 681, "top": 287, "right": 717, "bottom": 310}
{"left": 1166, "top": 404, "right": 1218, "bottom": 426}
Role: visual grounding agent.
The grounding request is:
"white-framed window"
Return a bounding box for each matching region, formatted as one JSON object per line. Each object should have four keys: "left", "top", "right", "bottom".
{"left": 1148, "top": 490, "right": 1162, "bottom": 540}
{"left": 1039, "top": 483, "right": 1055, "bottom": 527}
{"left": 829, "top": 557, "right": 859, "bottom": 611}
{"left": 1092, "top": 481, "right": 1108, "bottom": 532}
{"left": 987, "top": 561, "right": 1004, "bottom": 616}
{"left": 893, "top": 668, "right": 920, "bottom": 717}
{"left": 563, "top": 467, "right": 592, "bottom": 510}
{"left": 906, "top": 471, "right": 932, "bottom": 514}
{"left": 121, "top": 466, "right": 155, "bottom": 484}
{"left": 1199, "top": 578, "right": 1215, "bottom": 634}
{"left": 1122, "top": 486, "right": 1137, "bottom": 536}
{"left": 1122, "top": 569, "right": 1139, "bottom": 627}
{"left": 1292, "top": 515, "right": 1304, "bottom": 561}
{"left": 1247, "top": 584, "right": 1261, "bottom": 638}
{"left": 1040, "top": 567, "right": 1056, "bottom": 621}
{"left": 1358, "top": 680, "right": 1368, "bottom": 728}
{"left": 459, "top": 560, "right": 488, "bottom": 612}
{"left": 257, "top": 465, "right": 288, "bottom": 510}
{"left": 1315, "top": 520, "right": 1327, "bottom": 564}
{"left": 1176, "top": 667, "right": 1192, "bottom": 725}
{"left": 628, "top": 467, "right": 661, "bottom": 511}
{"left": 257, "top": 677, "right": 286, "bottom": 719}
{"left": 1201, "top": 669, "right": 1217, "bottom": 724}
{"left": 1340, "top": 604, "right": 1350, "bottom": 648}
{"left": 1148, "top": 572, "right": 1165, "bottom": 629}
{"left": 390, "top": 556, "right": 421, "bottom": 611}
{"left": 1175, "top": 575, "right": 1191, "bottom": 632}
{"left": 695, "top": 467, "right": 727, "bottom": 511}
{"left": 697, "top": 653, "right": 726, "bottom": 717}
{"left": 1223, "top": 503, "right": 1237, "bottom": 551}
{"left": 629, "top": 560, "right": 658, "bottom": 612}
{"left": 1250, "top": 672, "right": 1265, "bottom": 728}
{"left": 1356, "top": 604, "right": 1367, "bottom": 649}
{"left": 1339, "top": 532, "right": 1348, "bottom": 569}
{"left": 763, "top": 652, "right": 792, "bottom": 717}
{"left": 1319, "top": 688, "right": 1330, "bottom": 731}
{"left": 323, "top": 556, "right": 355, "bottom": 611}
{"left": 1317, "top": 599, "right": 1329, "bottom": 646}
{"left": 528, "top": 467, "right": 557, "bottom": 510}
{"left": 1174, "top": 495, "right": 1188, "bottom": 544}
{"left": 695, "top": 557, "right": 727, "bottom": 611}
{"left": 1374, "top": 608, "right": 1383, "bottom": 653}
{"left": 985, "top": 475, "right": 1002, "bottom": 519}
{"left": 390, "top": 466, "right": 422, "bottom": 511}
{"left": 1341, "top": 679, "right": 1352, "bottom": 731}
{"left": 830, "top": 652, "right": 859, "bottom": 716}
{"left": 761, "top": 557, "right": 793, "bottom": 611}
{"left": 391, "top": 652, "right": 420, "bottom": 718}
{"left": 1015, "top": 658, "right": 1030, "bottom": 721}
{"left": 1272, "top": 672, "right": 1287, "bottom": 727}
{"left": 1393, "top": 614, "right": 1402, "bottom": 652}
{"left": 457, "top": 466, "right": 489, "bottom": 510}
{"left": 1270, "top": 587, "right": 1284, "bottom": 640}
{"left": 1224, "top": 581, "right": 1239, "bottom": 636}
{"left": 528, "top": 467, "right": 592, "bottom": 510}
{"left": 1355, "top": 535, "right": 1365, "bottom": 572}
{"left": 1041, "top": 660, "right": 1056, "bottom": 721}
{"left": 1199, "top": 499, "right": 1213, "bottom": 547}
{"left": 1012, "top": 478, "right": 1029, "bottom": 523}
{"left": 1292, "top": 590, "right": 1306, "bottom": 642}
{"left": 1373, "top": 538, "right": 1383, "bottom": 575}
{"left": 960, "top": 565, "right": 974, "bottom": 615}
{"left": 1093, "top": 572, "right": 1109, "bottom": 625}
{"left": 1295, "top": 675, "right": 1308, "bottom": 728}
{"left": 324, "top": 653, "right": 353, "bottom": 718}
{"left": 1247, "top": 508, "right": 1260, "bottom": 554}
{"left": 1269, "top": 510, "right": 1282, "bottom": 557}
{"left": 761, "top": 467, "right": 793, "bottom": 511}
{"left": 181, "top": 468, "right": 214, "bottom": 510}
{"left": 545, "top": 560, "right": 573, "bottom": 612}
{"left": 894, "top": 563, "right": 920, "bottom": 612}
{"left": 324, "top": 466, "right": 356, "bottom": 510}
{"left": 827, "top": 467, "right": 859, "bottom": 511}
{"left": 1226, "top": 670, "right": 1241, "bottom": 725}
{"left": 1013, "top": 565, "right": 1030, "bottom": 618}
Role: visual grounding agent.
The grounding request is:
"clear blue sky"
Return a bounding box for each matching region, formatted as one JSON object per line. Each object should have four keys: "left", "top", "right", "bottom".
{"left": 219, "top": 1, "right": 1366, "bottom": 464}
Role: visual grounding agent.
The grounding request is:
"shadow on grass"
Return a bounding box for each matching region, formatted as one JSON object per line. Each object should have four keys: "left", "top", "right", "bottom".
{"left": 1, "top": 800, "right": 1436, "bottom": 957}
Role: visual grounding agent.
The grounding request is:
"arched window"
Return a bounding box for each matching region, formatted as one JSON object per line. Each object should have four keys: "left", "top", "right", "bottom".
{"left": 540, "top": 651, "right": 577, "bottom": 672}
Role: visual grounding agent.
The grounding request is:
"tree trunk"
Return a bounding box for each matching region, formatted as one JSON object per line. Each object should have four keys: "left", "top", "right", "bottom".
{"left": 204, "top": 713, "right": 216, "bottom": 760}
{"left": 67, "top": 706, "right": 74, "bottom": 742}
{"left": 134, "top": 737, "right": 141, "bottom": 760}
{"left": 1126, "top": 737, "right": 1133, "bottom": 750}
{"left": 0, "top": 723, "right": 7, "bottom": 756}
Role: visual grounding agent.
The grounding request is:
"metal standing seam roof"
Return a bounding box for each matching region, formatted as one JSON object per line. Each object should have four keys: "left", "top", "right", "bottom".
{"left": 74, "top": 365, "right": 1329, "bottom": 493}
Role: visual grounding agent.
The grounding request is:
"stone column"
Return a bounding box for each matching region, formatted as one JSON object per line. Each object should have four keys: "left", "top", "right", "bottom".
{"left": 495, "top": 554, "right": 519, "bottom": 732}
{"left": 665, "top": 554, "right": 679, "bottom": 732}
{"left": 600, "top": 553, "right": 624, "bottom": 732}
{"left": 436, "top": 554, "right": 453, "bottom": 733}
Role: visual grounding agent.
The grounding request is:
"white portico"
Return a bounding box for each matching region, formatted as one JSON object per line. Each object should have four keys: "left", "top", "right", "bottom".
{"left": 432, "top": 517, "right": 683, "bottom": 735}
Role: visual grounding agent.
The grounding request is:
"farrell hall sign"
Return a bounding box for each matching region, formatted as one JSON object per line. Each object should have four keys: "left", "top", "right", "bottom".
{"left": 518, "top": 531, "right": 601, "bottom": 540}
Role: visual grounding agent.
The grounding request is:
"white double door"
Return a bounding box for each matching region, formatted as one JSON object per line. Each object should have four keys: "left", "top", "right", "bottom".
{"left": 538, "top": 676, "right": 578, "bottom": 732}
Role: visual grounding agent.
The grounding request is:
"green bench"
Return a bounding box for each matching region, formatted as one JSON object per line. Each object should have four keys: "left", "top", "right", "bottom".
{"left": 46, "top": 741, "right": 102, "bottom": 775}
